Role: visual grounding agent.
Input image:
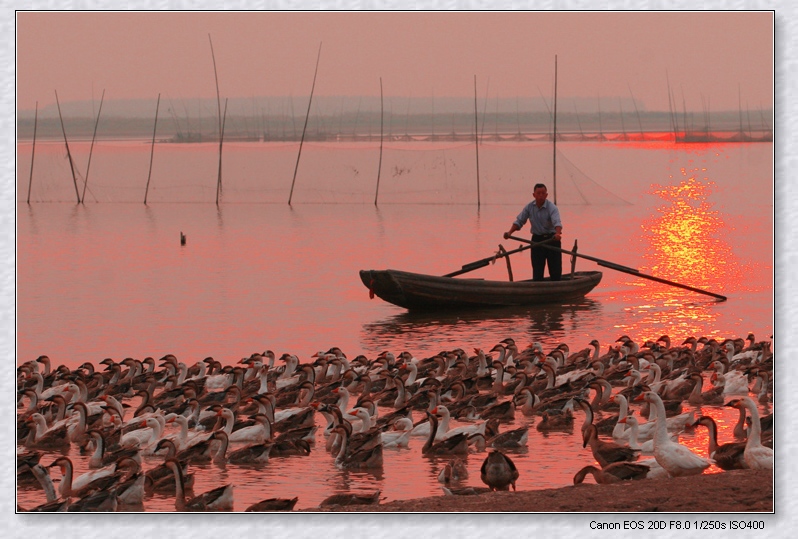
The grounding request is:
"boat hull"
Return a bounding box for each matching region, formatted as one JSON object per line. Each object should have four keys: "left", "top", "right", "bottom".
{"left": 359, "top": 269, "right": 602, "bottom": 310}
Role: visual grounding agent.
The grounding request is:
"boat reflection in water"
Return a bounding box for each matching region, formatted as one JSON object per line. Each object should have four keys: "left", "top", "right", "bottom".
{"left": 618, "top": 172, "right": 744, "bottom": 339}
{"left": 360, "top": 299, "right": 602, "bottom": 355}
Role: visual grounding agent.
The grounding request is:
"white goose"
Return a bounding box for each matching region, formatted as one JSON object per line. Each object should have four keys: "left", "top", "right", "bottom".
{"left": 331, "top": 387, "right": 353, "bottom": 416}
{"left": 515, "top": 387, "right": 540, "bottom": 416}
{"left": 612, "top": 397, "right": 690, "bottom": 444}
{"left": 617, "top": 414, "right": 677, "bottom": 454}
{"left": 401, "top": 362, "right": 420, "bottom": 387}
{"left": 120, "top": 417, "right": 164, "bottom": 453}
{"left": 275, "top": 354, "right": 301, "bottom": 389}
{"left": 410, "top": 405, "right": 451, "bottom": 438}
{"left": 727, "top": 397, "right": 773, "bottom": 470}
{"left": 436, "top": 405, "right": 487, "bottom": 441}
{"left": 228, "top": 413, "right": 272, "bottom": 444}
{"left": 214, "top": 408, "right": 236, "bottom": 436}
{"left": 381, "top": 417, "right": 414, "bottom": 449}
{"left": 163, "top": 414, "right": 209, "bottom": 451}
{"left": 708, "top": 360, "right": 750, "bottom": 395}
{"left": 411, "top": 405, "right": 487, "bottom": 441}
{"left": 610, "top": 394, "right": 631, "bottom": 440}
{"left": 345, "top": 407, "right": 374, "bottom": 434}
{"left": 639, "top": 391, "right": 713, "bottom": 477}
{"left": 49, "top": 456, "right": 117, "bottom": 498}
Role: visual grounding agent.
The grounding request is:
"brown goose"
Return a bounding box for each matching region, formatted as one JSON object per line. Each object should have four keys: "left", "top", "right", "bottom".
{"left": 246, "top": 497, "right": 298, "bottom": 511}
{"left": 48, "top": 456, "right": 117, "bottom": 499}
{"left": 163, "top": 458, "right": 234, "bottom": 511}
{"left": 153, "top": 433, "right": 219, "bottom": 464}
{"left": 725, "top": 397, "right": 773, "bottom": 470}
{"left": 536, "top": 407, "right": 574, "bottom": 432}
{"left": 573, "top": 461, "right": 650, "bottom": 484}
{"left": 319, "top": 491, "right": 381, "bottom": 508}
{"left": 438, "top": 458, "right": 469, "bottom": 484}
{"left": 331, "top": 425, "right": 384, "bottom": 469}
{"left": 23, "top": 413, "right": 71, "bottom": 449}
{"left": 480, "top": 450, "right": 519, "bottom": 491}
{"left": 484, "top": 418, "right": 529, "bottom": 449}
{"left": 686, "top": 373, "right": 725, "bottom": 406}
{"left": 422, "top": 412, "right": 469, "bottom": 455}
{"left": 478, "top": 398, "right": 516, "bottom": 421}
{"left": 691, "top": 416, "right": 746, "bottom": 470}
{"left": 270, "top": 437, "right": 312, "bottom": 457}
{"left": 16, "top": 450, "right": 44, "bottom": 488}
{"left": 86, "top": 429, "right": 141, "bottom": 469}
{"left": 582, "top": 424, "right": 639, "bottom": 468}
{"left": 441, "top": 485, "right": 494, "bottom": 496}
{"left": 67, "top": 488, "right": 119, "bottom": 512}
{"left": 144, "top": 451, "right": 195, "bottom": 495}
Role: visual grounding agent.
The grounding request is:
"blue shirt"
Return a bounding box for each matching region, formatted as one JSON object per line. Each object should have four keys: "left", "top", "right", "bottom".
{"left": 514, "top": 199, "right": 562, "bottom": 235}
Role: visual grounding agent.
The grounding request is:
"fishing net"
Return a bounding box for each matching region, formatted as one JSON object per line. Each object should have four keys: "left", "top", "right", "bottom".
{"left": 17, "top": 140, "right": 630, "bottom": 205}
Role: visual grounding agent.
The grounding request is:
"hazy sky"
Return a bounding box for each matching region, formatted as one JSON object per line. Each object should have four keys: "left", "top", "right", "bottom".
{"left": 16, "top": 11, "right": 773, "bottom": 113}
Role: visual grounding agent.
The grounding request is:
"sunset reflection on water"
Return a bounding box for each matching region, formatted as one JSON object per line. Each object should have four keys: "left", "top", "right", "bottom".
{"left": 615, "top": 169, "right": 750, "bottom": 343}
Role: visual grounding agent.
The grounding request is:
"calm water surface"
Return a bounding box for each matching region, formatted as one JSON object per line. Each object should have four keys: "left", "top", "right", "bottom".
{"left": 16, "top": 141, "right": 773, "bottom": 511}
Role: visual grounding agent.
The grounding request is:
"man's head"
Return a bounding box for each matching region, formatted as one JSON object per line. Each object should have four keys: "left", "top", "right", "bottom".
{"left": 533, "top": 183, "right": 548, "bottom": 206}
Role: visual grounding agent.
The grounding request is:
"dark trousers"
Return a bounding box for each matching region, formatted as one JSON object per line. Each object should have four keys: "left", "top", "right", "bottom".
{"left": 531, "top": 234, "right": 562, "bottom": 281}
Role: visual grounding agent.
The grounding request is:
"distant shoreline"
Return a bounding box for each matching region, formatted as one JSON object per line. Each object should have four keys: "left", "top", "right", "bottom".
{"left": 14, "top": 129, "right": 773, "bottom": 145}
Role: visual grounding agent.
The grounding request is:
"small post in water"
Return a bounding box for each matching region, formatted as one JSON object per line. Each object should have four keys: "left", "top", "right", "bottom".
{"left": 26, "top": 101, "right": 38, "bottom": 204}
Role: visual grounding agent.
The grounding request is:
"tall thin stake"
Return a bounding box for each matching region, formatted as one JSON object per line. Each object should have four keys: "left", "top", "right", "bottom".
{"left": 374, "top": 77, "right": 384, "bottom": 206}
{"left": 55, "top": 90, "right": 81, "bottom": 204}
{"left": 144, "top": 93, "right": 161, "bottom": 204}
{"left": 288, "top": 42, "right": 322, "bottom": 206}
{"left": 473, "top": 75, "right": 481, "bottom": 207}
{"left": 209, "top": 34, "right": 223, "bottom": 204}
{"left": 82, "top": 89, "right": 105, "bottom": 204}
{"left": 552, "top": 55, "right": 558, "bottom": 205}
{"left": 26, "top": 101, "right": 38, "bottom": 204}
{"left": 628, "top": 84, "right": 644, "bottom": 138}
{"left": 217, "top": 98, "right": 228, "bottom": 205}
{"left": 480, "top": 77, "right": 490, "bottom": 140}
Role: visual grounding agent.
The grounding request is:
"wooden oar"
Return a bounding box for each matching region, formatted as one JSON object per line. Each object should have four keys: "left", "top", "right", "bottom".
{"left": 507, "top": 235, "right": 727, "bottom": 301}
{"left": 443, "top": 238, "right": 556, "bottom": 278}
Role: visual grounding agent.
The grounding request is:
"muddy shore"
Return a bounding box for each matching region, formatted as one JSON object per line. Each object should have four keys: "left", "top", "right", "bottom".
{"left": 307, "top": 469, "right": 773, "bottom": 512}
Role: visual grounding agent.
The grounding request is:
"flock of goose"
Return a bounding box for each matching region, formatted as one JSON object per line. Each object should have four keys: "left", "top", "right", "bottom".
{"left": 17, "top": 332, "right": 773, "bottom": 511}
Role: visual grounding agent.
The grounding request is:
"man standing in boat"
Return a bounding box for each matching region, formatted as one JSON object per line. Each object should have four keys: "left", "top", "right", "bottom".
{"left": 503, "top": 183, "right": 563, "bottom": 281}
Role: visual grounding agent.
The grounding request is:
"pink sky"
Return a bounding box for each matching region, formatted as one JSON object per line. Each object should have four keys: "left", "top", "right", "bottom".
{"left": 16, "top": 11, "right": 773, "bottom": 112}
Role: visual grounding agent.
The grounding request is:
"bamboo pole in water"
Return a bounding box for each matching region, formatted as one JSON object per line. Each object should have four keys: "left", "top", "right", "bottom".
{"left": 81, "top": 89, "right": 105, "bottom": 204}
{"left": 597, "top": 93, "right": 604, "bottom": 140}
{"left": 288, "top": 42, "right": 322, "bottom": 206}
{"left": 54, "top": 90, "right": 81, "bottom": 204}
{"left": 628, "top": 84, "right": 644, "bottom": 138}
{"left": 480, "top": 77, "right": 490, "bottom": 141}
{"left": 473, "top": 75, "right": 481, "bottom": 207}
{"left": 144, "top": 94, "right": 161, "bottom": 205}
{"left": 213, "top": 99, "right": 228, "bottom": 202}
{"left": 217, "top": 98, "right": 229, "bottom": 204}
{"left": 552, "top": 55, "right": 558, "bottom": 205}
{"left": 666, "top": 71, "right": 677, "bottom": 141}
{"left": 209, "top": 34, "right": 223, "bottom": 204}
{"left": 374, "top": 77, "right": 384, "bottom": 206}
{"left": 26, "top": 101, "right": 38, "bottom": 204}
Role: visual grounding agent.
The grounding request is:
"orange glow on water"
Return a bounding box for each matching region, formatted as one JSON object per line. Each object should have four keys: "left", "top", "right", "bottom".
{"left": 614, "top": 168, "right": 753, "bottom": 342}
{"left": 645, "top": 173, "right": 739, "bottom": 292}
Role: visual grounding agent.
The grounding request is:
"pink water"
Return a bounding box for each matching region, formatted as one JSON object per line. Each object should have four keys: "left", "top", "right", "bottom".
{"left": 16, "top": 140, "right": 773, "bottom": 511}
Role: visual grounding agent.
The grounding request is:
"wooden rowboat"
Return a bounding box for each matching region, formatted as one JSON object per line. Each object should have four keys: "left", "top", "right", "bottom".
{"left": 359, "top": 269, "right": 602, "bottom": 311}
